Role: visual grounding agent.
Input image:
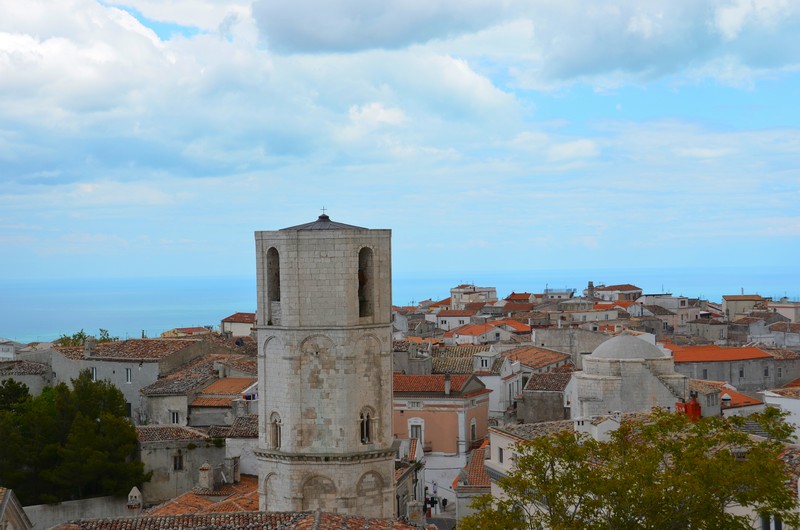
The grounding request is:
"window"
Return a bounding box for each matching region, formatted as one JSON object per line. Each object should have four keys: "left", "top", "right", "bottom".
{"left": 408, "top": 401, "right": 422, "bottom": 409}
{"left": 470, "top": 419, "right": 477, "bottom": 443}
{"left": 126, "top": 403, "right": 132, "bottom": 417}
{"left": 173, "top": 451, "right": 184, "bottom": 471}
{"left": 480, "top": 358, "right": 489, "bottom": 368}
{"left": 702, "top": 369, "right": 708, "bottom": 379}
{"left": 358, "top": 247, "right": 374, "bottom": 317}
{"left": 739, "top": 366, "right": 745, "bottom": 378}
{"left": 360, "top": 408, "right": 373, "bottom": 444}
{"left": 498, "top": 447, "right": 504, "bottom": 463}
{"left": 764, "top": 367, "right": 769, "bottom": 377}
{"left": 779, "top": 367, "right": 783, "bottom": 378}
{"left": 267, "top": 247, "right": 281, "bottom": 302}
{"left": 170, "top": 411, "right": 180, "bottom": 424}
{"left": 270, "top": 412, "right": 282, "bottom": 450}
{"left": 409, "top": 418, "right": 424, "bottom": 447}
{"left": 90, "top": 367, "right": 97, "bottom": 381}
{"left": 125, "top": 368, "right": 132, "bottom": 384}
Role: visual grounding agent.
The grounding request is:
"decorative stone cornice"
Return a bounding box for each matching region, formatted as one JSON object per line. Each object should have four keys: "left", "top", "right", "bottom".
{"left": 255, "top": 448, "right": 395, "bottom": 463}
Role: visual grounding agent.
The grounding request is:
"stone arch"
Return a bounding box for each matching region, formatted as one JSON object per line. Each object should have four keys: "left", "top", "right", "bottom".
{"left": 358, "top": 246, "right": 374, "bottom": 317}
{"left": 359, "top": 405, "right": 376, "bottom": 444}
{"left": 299, "top": 334, "right": 334, "bottom": 357}
{"left": 267, "top": 247, "right": 280, "bottom": 302}
{"left": 263, "top": 336, "right": 283, "bottom": 357}
{"left": 301, "top": 475, "right": 337, "bottom": 512}
{"left": 262, "top": 473, "right": 277, "bottom": 510}
{"left": 355, "top": 471, "right": 386, "bottom": 517}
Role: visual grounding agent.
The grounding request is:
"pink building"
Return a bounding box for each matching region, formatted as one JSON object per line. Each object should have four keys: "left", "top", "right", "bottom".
{"left": 393, "top": 373, "right": 490, "bottom": 455}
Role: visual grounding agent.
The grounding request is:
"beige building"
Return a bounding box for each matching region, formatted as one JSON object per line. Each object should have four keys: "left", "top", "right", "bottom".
{"left": 254, "top": 214, "right": 395, "bottom": 518}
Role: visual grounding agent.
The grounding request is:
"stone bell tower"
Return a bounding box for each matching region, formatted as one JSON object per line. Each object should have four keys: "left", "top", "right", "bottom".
{"left": 254, "top": 214, "right": 395, "bottom": 517}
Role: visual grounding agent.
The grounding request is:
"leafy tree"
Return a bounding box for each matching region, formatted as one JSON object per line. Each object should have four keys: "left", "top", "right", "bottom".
{"left": 0, "top": 370, "right": 150, "bottom": 504}
{"left": 56, "top": 328, "right": 118, "bottom": 347}
{"left": 0, "top": 379, "right": 31, "bottom": 412}
{"left": 460, "top": 409, "right": 799, "bottom": 530}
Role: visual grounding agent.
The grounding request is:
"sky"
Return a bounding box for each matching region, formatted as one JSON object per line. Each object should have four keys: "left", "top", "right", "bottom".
{"left": 2, "top": 0, "right": 800, "bottom": 293}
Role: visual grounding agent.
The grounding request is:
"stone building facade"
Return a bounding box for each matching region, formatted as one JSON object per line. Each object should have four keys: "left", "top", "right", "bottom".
{"left": 570, "top": 333, "right": 688, "bottom": 417}
{"left": 254, "top": 215, "right": 395, "bottom": 518}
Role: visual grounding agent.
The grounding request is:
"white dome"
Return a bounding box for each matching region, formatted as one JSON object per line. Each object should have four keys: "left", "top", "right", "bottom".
{"left": 591, "top": 334, "right": 667, "bottom": 360}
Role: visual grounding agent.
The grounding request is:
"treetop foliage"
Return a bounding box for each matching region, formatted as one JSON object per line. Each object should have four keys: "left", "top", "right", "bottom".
{"left": 460, "top": 408, "right": 800, "bottom": 530}
{"left": 56, "top": 328, "right": 119, "bottom": 347}
{"left": 0, "top": 370, "right": 150, "bottom": 505}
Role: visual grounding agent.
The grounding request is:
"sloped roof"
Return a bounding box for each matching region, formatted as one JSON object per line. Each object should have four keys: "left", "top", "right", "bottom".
{"left": 770, "top": 322, "right": 800, "bottom": 334}
{"left": 393, "top": 373, "right": 483, "bottom": 395}
{"left": 454, "top": 441, "right": 490, "bottom": 491}
{"left": 136, "top": 425, "right": 209, "bottom": 443}
{"left": 437, "top": 309, "right": 477, "bottom": 317}
{"left": 525, "top": 371, "right": 573, "bottom": 392}
{"left": 200, "top": 377, "right": 257, "bottom": 395}
{"left": 141, "top": 354, "right": 253, "bottom": 396}
{"left": 665, "top": 344, "right": 772, "bottom": 363}
{"left": 281, "top": 214, "right": 366, "bottom": 231}
{"left": 595, "top": 284, "right": 641, "bottom": 292}
{"left": 227, "top": 415, "right": 258, "bottom": 438}
{"left": 591, "top": 334, "right": 666, "bottom": 360}
{"left": 0, "top": 360, "right": 48, "bottom": 375}
{"left": 55, "top": 339, "right": 199, "bottom": 361}
{"left": 492, "top": 419, "right": 574, "bottom": 441}
{"left": 56, "top": 511, "right": 419, "bottom": 529}
{"left": 722, "top": 295, "right": 764, "bottom": 301}
{"left": 502, "top": 345, "right": 571, "bottom": 370}
{"left": 221, "top": 312, "right": 256, "bottom": 324}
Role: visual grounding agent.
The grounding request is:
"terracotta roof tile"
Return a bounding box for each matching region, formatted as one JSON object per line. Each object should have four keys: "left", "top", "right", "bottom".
{"left": 525, "top": 371, "right": 573, "bottom": 392}
{"left": 437, "top": 309, "right": 478, "bottom": 317}
{"left": 55, "top": 338, "right": 201, "bottom": 361}
{"left": 595, "top": 284, "right": 641, "bottom": 292}
{"left": 141, "top": 354, "right": 253, "bottom": 396}
{"left": 136, "top": 425, "right": 209, "bottom": 443}
{"left": 393, "top": 374, "right": 472, "bottom": 394}
{"left": 770, "top": 322, "right": 800, "bottom": 334}
{"left": 227, "top": 415, "right": 258, "bottom": 438}
{"left": 454, "top": 443, "right": 490, "bottom": 491}
{"left": 505, "top": 292, "right": 533, "bottom": 301}
{"left": 665, "top": 344, "right": 772, "bottom": 363}
{"left": 200, "top": 377, "right": 257, "bottom": 395}
{"left": 191, "top": 397, "right": 233, "bottom": 407}
{"left": 501, "top": 345, "right": 571, "bottom": 371}
{"left": 0, "top": 360, "right": 48, "bottom": 375}
{"left": 221, "top": 312, "right": 256, "bottom": 324}
{"left": 723, "top": 295, "right": 764, "bottom": 301}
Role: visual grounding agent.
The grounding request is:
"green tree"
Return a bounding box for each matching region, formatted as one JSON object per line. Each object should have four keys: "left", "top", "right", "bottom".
{"left": 0, "top": 370, "right": 150, "bottom": 504}
{"left": 0, "top": 379, "right": 31, "bottom": 412}
{"left": 460, "top": 409, "right": 799, "bottom": 530}
{"left": 56, "top": 328, "right": 118, "bottom": 347}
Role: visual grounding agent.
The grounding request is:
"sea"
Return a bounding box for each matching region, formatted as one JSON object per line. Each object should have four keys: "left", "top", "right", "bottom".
{"left": 2, "top": 266, "right": 799, "bottom": 344}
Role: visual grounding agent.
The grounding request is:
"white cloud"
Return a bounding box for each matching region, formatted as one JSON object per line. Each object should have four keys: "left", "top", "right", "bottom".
{"left": 547, "top": 140, "right": 599, "bottom": 161}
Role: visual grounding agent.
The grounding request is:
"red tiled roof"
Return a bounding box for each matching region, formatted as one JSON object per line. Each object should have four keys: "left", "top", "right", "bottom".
{"left": 595, "top": 284, "right": 641, "bottom": 292}
{"left": 221, "top": 312, "right": 256, "bottom": 324}
{"left": 664, "top": 343, "right": 772, "bottom": 363}
{"left": 200, "top": 377, "right": 257, "bottom": 395}
{"left": 136, "top": 425, "right": 209, "bottom": 443}
{"left": 505, "top": 292, "right": 533, "bottom": 301}
{"left": 501, "top": 345, "right": 571, "bottom": 371}
{"left": 525, "top": 371, "right": 573, "bottom": 392}
{"left": 55, "top": 338, "right": 200, "bottom": 361}
{"left": 770, "top": 322, "right": 800, "bottom": 334}
{"left": 393, "top": 373, "right": 472, "bottom": 393}
{"left": 723, "top": 295, "right": 764, "bottom": 301}
{"left": 192, "top": 397, "right": 233, "bottom": 407}
{"left": 429, "top": 297, "right": 451, "bottom": 308}
{"left": 437, "top": 309, "right": 477, "bottom": 317}
{"left": 454, "top": 441, "right": 490, "bottom": 491}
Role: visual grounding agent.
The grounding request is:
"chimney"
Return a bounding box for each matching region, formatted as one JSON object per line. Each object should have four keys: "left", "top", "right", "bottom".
{"left": 444, "top": 373, "right": 451, "bottom": 395}
{"left": 198, "top": 462, "right": 213, "bottom": 490}
{"left": 83, "top": 336, "right": 96, "bottom": 358}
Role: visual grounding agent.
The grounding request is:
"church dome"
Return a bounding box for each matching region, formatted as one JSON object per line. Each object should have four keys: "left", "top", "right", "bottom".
{"left": 590, "top": 334, "right": 667, "bottom": 360}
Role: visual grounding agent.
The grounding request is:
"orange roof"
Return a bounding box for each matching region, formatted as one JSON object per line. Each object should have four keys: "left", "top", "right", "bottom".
{"left": 506, "top": 292, "right": 533, "bottom": 301}
{"left": 393, "top": 373, "right": 472, "bottom": 393}
{"left": 595, "top": 300, "right": 637, "bottom": 309}
{"left": 429, "top": 297, "right": 451, "bottom": 308}
{"left": 501, "top": 345, "right": 570, "bottom": 370}
{"left": 723, "top": 295, "right": 764, "bottom": 301}
{"left": 191, "top": 397, "right": 233, "bottom": 407}
{"left": 697, "top": 381, "right": 762, "bottom": 408}
{"left": 221, "top": 312, "right": 256, "bottom": 324}
{"left": 438, "top": 309, "right": 477, "bottom": 317}
{"left": 491, "top": 318, "right": 531, "bottom": 333}
{"left": 200, "top": 377, "right": 257, "bottom": 395}
{"left": 665, "top": 343, "right": 772, "bottom": 363}
{"left": 786, "top": 377, "right": 800, "bottom": 388}
{"left": 596, "top": 284, "right": 641, "bottom": 292}
{"left": 454, "top": 440, "right": 490, "bottom": 491}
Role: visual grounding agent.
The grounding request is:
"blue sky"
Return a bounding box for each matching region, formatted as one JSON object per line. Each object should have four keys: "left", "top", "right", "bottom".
{"left": 2, "top": 0, "right": 800, "bottom": 288}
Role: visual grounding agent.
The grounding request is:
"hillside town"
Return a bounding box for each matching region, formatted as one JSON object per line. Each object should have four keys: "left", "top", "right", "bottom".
{"left": 2, "top": 217, "right": 800, "bottom": 529}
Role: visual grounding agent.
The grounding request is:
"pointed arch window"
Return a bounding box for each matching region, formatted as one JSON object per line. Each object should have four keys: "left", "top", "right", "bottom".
{"left": 360, "top": 407, "right": 375, "bottom": 444}
{"left": 270, "top": 412, "right": 282, "bottom": 450}
{"left": 267, "top": 247, "right": 281, "bottom": 303}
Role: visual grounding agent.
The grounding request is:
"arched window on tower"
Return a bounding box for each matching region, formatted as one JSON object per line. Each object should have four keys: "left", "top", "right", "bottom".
{"left": 358, "top": 247, "right": 374, "bottom": 317}
{"left": 360, "top": 407, "right": 375, "bottom": 444}
{"left": 267, "top": 247, "right": 280, "bottom": 303}
{"left": 270, "top": 412, "right": 282, "bottom": 450}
